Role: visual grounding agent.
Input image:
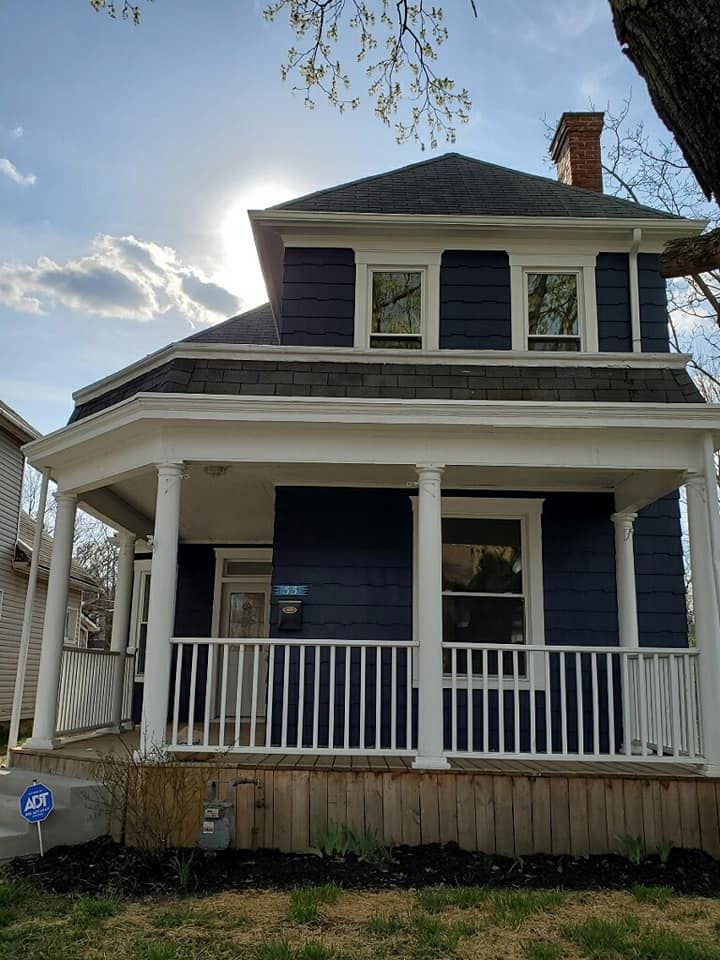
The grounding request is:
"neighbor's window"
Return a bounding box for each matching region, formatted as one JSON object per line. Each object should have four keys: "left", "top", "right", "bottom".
{"left": 64, "top": 606, "right": 80, "bottom": 644}
{"left": 370, "top": 270, "right": 422, "bottom": 349}
{"left": 527, "top": 271, "right": 580, "bottom": 351}
{"left": 442, "top": 516, "right": 526, "bottom": 675}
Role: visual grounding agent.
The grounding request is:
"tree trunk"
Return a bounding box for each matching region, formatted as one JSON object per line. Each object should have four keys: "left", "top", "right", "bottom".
{"left": 659, "top": 226, "right": 720, "bottom": 279}
{"left": 609, "top": 0, "right": 720, "bottom": 204}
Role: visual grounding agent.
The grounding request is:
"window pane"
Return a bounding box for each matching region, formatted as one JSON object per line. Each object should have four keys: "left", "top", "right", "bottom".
{"left": 136, "top": 623, "right": 148, "bottom": 675}
{"left": 442, "top": 595, "right": 525, "bottom": 645}
{"left": 527, "top": 273, "right": 578, "bottom": 337}
{"left": 372, "top": 271, "right": 421, "bottom": 335}
{"left": 442, "top": 518, "right": 522, "bottom": 593}
{"left": 141, "top": 573, "right": 151, "bottom": 621}
{"left": 369, "top": 336, "right": 421, "bottom": 350}
{"left": 528, "top": 338, "right": 580, "bottom": 352}
{"left": 228, "top": 592, "right": 265, "bottom": 638}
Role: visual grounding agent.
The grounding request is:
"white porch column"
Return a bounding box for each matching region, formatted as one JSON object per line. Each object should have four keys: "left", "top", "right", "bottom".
{"left": 109, "top": 530, "right": 136, "bottom": 731}
{"left": 139, "top": 463, "right": 184, "bottom": 756}
{"left": 686, "top": 471, "right": 720, "bottom": 772}
{"left": 611, "top": 511, "right": 639, "bottom": 648}
{"left": 412, "top": 463, "right": 450, "bottom": 769}
{"left": 25, "top": 492, "right": 78, "bottom": 750}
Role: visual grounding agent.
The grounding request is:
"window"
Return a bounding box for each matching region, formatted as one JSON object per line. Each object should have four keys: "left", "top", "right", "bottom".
{"left": 130, "top": 562, "right": 152, "bottom": 680}
{"left": 353, "top": 251, "right": 441, "bottom": 350}
{"left": 370, "top": 270, "right": 423, "bottom": 349}
{"left": 509, "top": 254, "right": 598, "bottom": 352}
{"left": 411, "top": 498, "right": 545, "bottom": 679}
{"left": 64, "top": 606, "right": 80, "bottom": 644}
{"left": 526, "top": 272, "right": 580, "bottom": 351}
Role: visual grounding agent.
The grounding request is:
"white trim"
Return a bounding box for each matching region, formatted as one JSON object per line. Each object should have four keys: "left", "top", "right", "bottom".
{"left": 129, "top": 559, "right": 152, "bottom": 681}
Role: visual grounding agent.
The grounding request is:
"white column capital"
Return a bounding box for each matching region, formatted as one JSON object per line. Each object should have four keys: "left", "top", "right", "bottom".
{"left": 156, "top": 461, "right": 185, "bottom": 478}
{"left": 685, "top": 472, "right": 706, "bottom": 491}
{"left": 53, "top": 490, "right": 78, "bottom": 506}
{"left": 611, "top": 511, "right": 637, "bottom": 534}
{"left": 110, "top": 529, "right": 137, "bottom": 548}
{"left": 416, "top": 462, "right": 445, "bottom": 477}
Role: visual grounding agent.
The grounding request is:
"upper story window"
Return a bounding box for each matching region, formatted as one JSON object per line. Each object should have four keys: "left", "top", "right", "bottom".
{"left": 370, "top": 269, "right": 423, "bottom": 349}
{"left": 510, "top": 254, "right": 598, "bottom": 353}
{"left": 526, "top": 271, "right": 581, "bottom": 352}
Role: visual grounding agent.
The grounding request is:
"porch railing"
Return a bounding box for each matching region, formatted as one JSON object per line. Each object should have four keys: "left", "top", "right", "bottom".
{"left": 169, "top": 638, "right": 418, "bottom": 754}
{"left": 56, "top": 646, "right": 135, "bottom": 737}
{"left": 443, "top": 644, "right": 703, "bottom": 762}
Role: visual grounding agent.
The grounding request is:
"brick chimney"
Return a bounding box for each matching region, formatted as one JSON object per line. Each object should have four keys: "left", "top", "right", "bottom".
{"left": 549, "top": 111, "right": 604, "bottom": 192}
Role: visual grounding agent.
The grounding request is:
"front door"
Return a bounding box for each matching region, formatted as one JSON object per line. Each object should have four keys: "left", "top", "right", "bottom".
{"left": 218, "top": 577, "right": 271, "bottom": 719}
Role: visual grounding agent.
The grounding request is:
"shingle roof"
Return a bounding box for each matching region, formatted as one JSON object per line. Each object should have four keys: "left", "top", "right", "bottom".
{"left": 68, "top": 358, "right": 704, "bottom": 423}
{"left": 273, "top": 152, "right": 680, "bottom": 219}
{"left": 183, "top": 303, "right": 279, "bottom": 346}
{"left": 15, "top": 512, "right": 100, "bottom": 590}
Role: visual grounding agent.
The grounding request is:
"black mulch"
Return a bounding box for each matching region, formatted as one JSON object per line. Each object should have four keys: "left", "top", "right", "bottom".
{"left": 5, "top": 839, "right": 720, "bottom": 899}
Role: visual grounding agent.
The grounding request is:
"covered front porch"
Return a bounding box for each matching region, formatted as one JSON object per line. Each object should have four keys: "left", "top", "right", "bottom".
{"left": 15, "top": 393, "right": 720, "bottom": 777}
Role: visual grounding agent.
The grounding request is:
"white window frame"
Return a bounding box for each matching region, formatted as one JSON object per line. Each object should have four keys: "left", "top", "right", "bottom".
{"left": 129, "top": 558, "right": 152, "bottom": 681}
{"left": 64, "top": 605, "right": 80, "bottom": 645}
{"left": 412, "top": 496, "right": 545, "bottom": 687}
{"left": 354, "top": 250, "right": 441, "bottom": 350}
{"left": 509, "top": 253, "right": 598, "bottom": 353}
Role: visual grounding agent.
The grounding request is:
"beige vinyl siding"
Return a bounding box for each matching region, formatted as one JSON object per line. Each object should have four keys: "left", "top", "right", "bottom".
{"left": 0, "top": 427, "right": 86, "bottom": 722}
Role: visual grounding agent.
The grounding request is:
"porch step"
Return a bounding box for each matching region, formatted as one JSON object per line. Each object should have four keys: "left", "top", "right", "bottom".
{"left": 0, "top": 768, "right": 110, "bottom": 861}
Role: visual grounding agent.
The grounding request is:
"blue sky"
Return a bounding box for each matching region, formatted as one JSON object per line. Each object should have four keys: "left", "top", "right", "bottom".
{"left": 0, "top": 0, "right": 668, "bottom": 433}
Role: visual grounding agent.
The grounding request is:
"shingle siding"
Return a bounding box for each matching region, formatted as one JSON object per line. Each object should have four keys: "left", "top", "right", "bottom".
{"left": 439, "top": 251, "right": 511, "bottom": 349}
{"left": 635, "top": 492, "right": 688, "bottom": 646}
{"left": 280, "top": 248, "right": 355, "bottom": 346}
{"left": 639, "top": 253, "right": 670, "bottom": 352}
{"left": 596, "top": 253, "right": 633, "bottom": 352}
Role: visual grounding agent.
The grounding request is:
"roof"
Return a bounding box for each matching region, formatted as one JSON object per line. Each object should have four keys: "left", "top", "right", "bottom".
{"left": 68, "top": 358, "right": 704, "bottom": 424}
{"left": 15, "top": 512, "right": 100, "bottom": 591}
{"left": 0, "top": 399, "right": 40, "bottom": 445}
{"left": 273, "top": 152, "right": 682, "bottom": 220}
{"left": 183, "top": 303, "right": 279, "bottom": 346}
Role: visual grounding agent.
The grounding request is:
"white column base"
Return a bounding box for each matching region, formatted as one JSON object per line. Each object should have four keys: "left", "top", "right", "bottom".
{"left": 412, "top": 755, "right": 451, "bottom": 770}
{"left": 703, "top": 763, "right": 720, "bottom": 777}
{"left": 22, "top": 737, "right": 60, "bottom": 751}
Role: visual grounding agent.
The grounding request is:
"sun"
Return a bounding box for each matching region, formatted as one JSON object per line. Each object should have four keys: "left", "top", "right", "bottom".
{"left": 217, "top": 181, "right": 297, "bottom": 309}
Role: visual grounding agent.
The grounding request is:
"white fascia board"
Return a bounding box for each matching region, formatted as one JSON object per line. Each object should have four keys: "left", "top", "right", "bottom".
{"left": 23, "top": 392, "right": 720, "bottom": 465}
{"left": 0, "top": 400, "right": 41, "bottom": 444}
{"left": 71, "top": 341, "right": 693, "bottom": 407}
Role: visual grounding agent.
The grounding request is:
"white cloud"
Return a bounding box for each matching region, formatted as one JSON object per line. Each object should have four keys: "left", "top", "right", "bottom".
{"left": 0, "top": 233, "right": 241, "bottom": 325}
{"left": 0, "top": 157, "right": 36, "bottom": 186}
{"left": 9, "top": 126, "right": 23, "bottom": 139}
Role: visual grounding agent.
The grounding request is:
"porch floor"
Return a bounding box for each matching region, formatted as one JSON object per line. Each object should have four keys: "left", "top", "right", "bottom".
{"left": 11, "top": 727, "right": 707, "bottom": 779}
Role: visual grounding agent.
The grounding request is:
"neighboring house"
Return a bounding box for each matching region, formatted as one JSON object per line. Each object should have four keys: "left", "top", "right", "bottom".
{"left": 0, "top": 400, "right": 100, "bottom": 727}
{"left": 14, "top": 113, "right": 720, "bottom": 855}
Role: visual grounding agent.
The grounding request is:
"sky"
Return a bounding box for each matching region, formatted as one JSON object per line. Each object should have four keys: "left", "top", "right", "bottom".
{"left": 0, "top": 0, "right": 671, "bottom": 434}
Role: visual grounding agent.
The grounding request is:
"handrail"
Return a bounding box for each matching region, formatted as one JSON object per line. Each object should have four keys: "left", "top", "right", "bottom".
{"left": 61, "top": 645, "right": 120, "bottom": 656}
{"left": 441, "top": 642, "right": 698, "bottom": 656}
{"left": 170, "top": 636, "right": 419, "bottom": 648}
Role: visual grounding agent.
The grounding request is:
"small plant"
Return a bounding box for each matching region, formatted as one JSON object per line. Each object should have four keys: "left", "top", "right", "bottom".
{"left": 170, "top": 850, "right": 196, "bottom": 891}
{"left": 619, "top": 833, "right": 647, "bottom": 865}
{"left": 72, "top": 895, "right": 119, "bottom": 925}
{"left": 311, "top": 821, "right": 390, "bottom": 862}
{"left": 524, "top": 945, "right": 563, "bottom": 960}
{"left": 656, "top": 839, "right": 675, "bottom": 864}
{"left": 410, "top": 912, "right": 465, "bottom": 957}
{"left": 416, "top": 885, "right": 487, "bottom": 913}
{"left": 0, "top": 905, "right": 17, "bottom": 928}
{"left": 562, "top": 916, "right": 640, "bottom": 956}
{"left": 632, "top": 883, "right": 674, "bottom": 905}
{"left": 365, "top": 913, "right": 407, "bottom": 935}
{"left": 288, "top": 884, "right": 340, "bottom": 924}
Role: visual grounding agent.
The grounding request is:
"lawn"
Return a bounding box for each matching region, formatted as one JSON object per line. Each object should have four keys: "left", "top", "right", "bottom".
{"left": 3, "top": 876, "right": 720, "bottom": 960}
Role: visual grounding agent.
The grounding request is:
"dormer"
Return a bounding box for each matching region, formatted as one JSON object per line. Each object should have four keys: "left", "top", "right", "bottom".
{"left": 250, "top": 121, "right": 704, "bottom": 359}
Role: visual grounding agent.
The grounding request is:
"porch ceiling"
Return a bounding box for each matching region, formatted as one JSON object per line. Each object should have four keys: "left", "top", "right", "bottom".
{"left": 79, "top": 461, "right": 685, "bottom": 541}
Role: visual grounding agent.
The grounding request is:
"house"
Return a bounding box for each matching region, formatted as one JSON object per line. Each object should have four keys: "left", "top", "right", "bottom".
{"left": 0, "top": 401, "right": 99, "bottom": 734}
{"left": 12, "top": 113, "right": 720, "bottom": 856}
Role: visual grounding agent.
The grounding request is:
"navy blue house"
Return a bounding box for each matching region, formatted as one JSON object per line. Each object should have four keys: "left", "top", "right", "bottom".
{"left": 23, "top": 113, "right": 720, "bottom": 799}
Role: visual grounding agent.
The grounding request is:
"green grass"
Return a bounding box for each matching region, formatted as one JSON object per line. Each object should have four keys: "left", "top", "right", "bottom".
{"left": 523, "top": 945, "right": 563, "bottom": 960}
{"left": 409, "top": 913, "right": 469, "bottom": 958}
{"left": 0, "top": 905, "right": 17, "bottom": 928}
{"left": 415, "top": 885, "right": 564, "bottom": 927}
{"left": 288, "top": 885, "right": 340, "bottom": 924}
{"left": 134, "top": 943, "right": 184, "bottom": 960}
{"left": 151, "top": 905, "right": 227, "bottom": 930}
{"left": 562, "top": 914, "right": 720, "bottom": 959}
{"left": 365, "top": 913, "right": 407, "bottom": 935}
{"left": 72, "top": 895, "right": 120, "bottom": 925}
{"left": 562, "top": 916, "right": 640, "bottom": 956}
{"left": 631, "top": 883, "right": 674, "bottom": 906}
{"left": 254, "top": 942, "right": 337, "bottom": 960}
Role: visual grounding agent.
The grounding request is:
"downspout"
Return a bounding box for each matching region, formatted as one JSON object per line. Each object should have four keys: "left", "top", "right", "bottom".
{"left": 629, "top": 227, "right": 642, "bottom": 352}
{"left": 6, "top": 467, "right": 51, "bottom": 760}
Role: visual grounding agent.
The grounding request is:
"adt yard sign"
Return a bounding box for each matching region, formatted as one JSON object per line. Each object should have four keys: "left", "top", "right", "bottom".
{"left": 19, "top": 782, "right": 54, "bottom": 824}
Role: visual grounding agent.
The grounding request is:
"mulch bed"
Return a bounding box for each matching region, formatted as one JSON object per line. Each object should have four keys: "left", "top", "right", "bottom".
{"left": 6, "top": 838, "right": 720, "bottom": 898}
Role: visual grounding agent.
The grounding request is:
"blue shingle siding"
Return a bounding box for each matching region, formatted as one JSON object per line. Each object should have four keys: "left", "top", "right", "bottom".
{"left": 638, "top": 253, "right": 670, "bottom": 352}
{"left": 439, "top": 251, "right": 511, "bottom": 349}
{"left": 280, "top": 248, "right": 355, "bottom": 346}
{"left": 635, "top": 492, "right": 688, "bottom": 647}
{"left": 596, "top": 253, "right": 632, "bottom": 352}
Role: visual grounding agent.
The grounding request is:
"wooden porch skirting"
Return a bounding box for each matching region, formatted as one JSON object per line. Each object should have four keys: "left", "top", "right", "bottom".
{"left": 11, "top": 742, "right": 720, "bottom": 859}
